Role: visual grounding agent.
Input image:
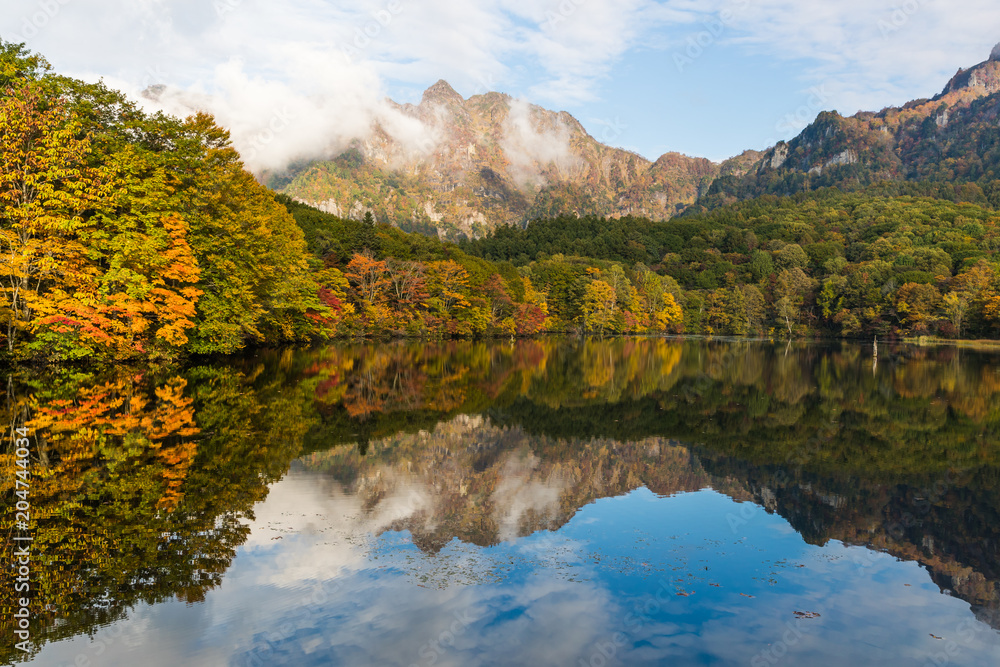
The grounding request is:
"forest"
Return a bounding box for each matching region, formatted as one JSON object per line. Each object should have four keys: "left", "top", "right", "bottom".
{"left": 0, "top": 41, "right": 679, "bottom": 363}
{"left": 4, "top": 337, "right": 1000, "bottom": 663}
{"left": 462, "top": 191, "right": 1000, "bottom": 340}
{"left": 0, "top": 42, "right": 323, "bottom": 362}
{"left": 7, "top": 40, "right": 1000, "bottom": 366}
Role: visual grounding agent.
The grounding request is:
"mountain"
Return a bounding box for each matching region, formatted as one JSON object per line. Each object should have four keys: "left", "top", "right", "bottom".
{"left": 696, "top": 46, "right": 1000, "bottom": 210}
{"left": 277, "top": 80, "right": 759, "bottom": 239}
{"left": 278, "top": 45, "right": 1000, "bottom": 239}
{"left": 303, "top": 408, "right": 1000, "bottom": 630}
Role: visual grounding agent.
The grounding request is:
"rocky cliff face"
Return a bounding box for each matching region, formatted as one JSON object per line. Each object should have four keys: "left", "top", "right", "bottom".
{"left": 279, "top": 80, "right": 741, "bottom": 239}
{"left": 279, "top": 45, "right": 1000, "bottom": 237}
{"left": 699, "top": 48, "right": 1000, "bottom": 209}
{"left": 300, "top": 414, "right": 1000, "bottom": 630}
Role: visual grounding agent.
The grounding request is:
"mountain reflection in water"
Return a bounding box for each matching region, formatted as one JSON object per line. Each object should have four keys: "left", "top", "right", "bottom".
{"left": 3, "top": 338, "right": 1000, "bottom": 666}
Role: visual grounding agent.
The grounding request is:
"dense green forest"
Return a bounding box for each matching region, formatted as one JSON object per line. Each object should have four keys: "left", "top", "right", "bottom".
{"left": 7, "top": 40, "right": 1000, "bottom": 366}
{"left": 462, "top": 189, "right": 1000, "bottom": 339}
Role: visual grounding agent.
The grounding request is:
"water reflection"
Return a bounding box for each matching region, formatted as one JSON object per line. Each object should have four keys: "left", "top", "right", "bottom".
{"left": 4, "top": 339, "right": 1000, "bottom": 665}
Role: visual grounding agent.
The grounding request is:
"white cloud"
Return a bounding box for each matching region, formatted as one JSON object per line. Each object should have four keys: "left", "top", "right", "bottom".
{"left": 3, "top": 0, "right": 1000, "bottom": 170}
{"left": 501, "top": 97, "right": 582, "bottom": 186}
{"left": 491, "top": 450, "right": 569, "bottom": 541}
{"left": 673, "top": 0, "right": 1000, "bottom": 116}
{"left": 139, "top": 53, "right": 438, "bottom": 173}
{"left": 0, "top": 0, "right": 675, "bottom": 172}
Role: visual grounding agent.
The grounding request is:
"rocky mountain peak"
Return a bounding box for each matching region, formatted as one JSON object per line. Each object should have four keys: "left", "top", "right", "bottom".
{"left": 284, "top": 46, "right": 1000, "bottom": 238}
{"left": 421, "top": 79, "right": 465, "bottom": 106}
{"left": 939, "top": 57, "right": 1000, "bottom": 97}
{"left": 283, "top": 75, "right": 726, "bottom": 238}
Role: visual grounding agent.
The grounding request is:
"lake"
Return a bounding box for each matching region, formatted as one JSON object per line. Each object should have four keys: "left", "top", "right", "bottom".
{"left": 3, "top": 338, "right": 1000, "bottom": 666}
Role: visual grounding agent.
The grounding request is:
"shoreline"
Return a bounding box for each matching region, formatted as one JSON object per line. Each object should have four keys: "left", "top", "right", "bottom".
{"left": 902, "top": 336, "right": 1000, "bottom": 351}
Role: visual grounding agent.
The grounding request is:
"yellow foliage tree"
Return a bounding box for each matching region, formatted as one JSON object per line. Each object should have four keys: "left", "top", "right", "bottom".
{"left": 0, "top": 84, "right": 102, "bottom": 357}
{"left": 582, "top": 279, "right": 617, "bottom": 335}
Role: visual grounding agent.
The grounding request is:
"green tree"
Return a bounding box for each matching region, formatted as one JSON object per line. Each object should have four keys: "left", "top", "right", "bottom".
{"left": 775, "top": 268, "right": 813, "bottom": 336}
{"left": 582, "top": 279, "right": 618, "bottom": 336}
{"left": 738, "top": 284, "right": 766, "bottom": 334}
{"left": 749, "top": 250, "right": 775, "bottom": 282}
{"left": 777, "top": 243, "right": 809, "bottom": 270}
{"left": 942, "top": 292, "right": 968, "bottom": 337}
{"left": 896, "top": 282, "right": 942, "bottom": 334}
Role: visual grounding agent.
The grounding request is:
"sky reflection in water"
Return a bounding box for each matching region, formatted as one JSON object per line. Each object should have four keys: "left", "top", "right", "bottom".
{"left": 12, "top": 339, "right": 1000, "bottom": 666}
{"left": 33, "top": 469, "right": 1000, "bottom": 667}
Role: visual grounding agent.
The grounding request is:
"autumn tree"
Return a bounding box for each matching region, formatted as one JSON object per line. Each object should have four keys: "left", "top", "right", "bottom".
{"left": 738, "top": 284, "right": 766, "bottom": 334}
{"left": 307, "top": 267, "right": 355, "bottom": 336}
{"left": 2, "top": 45, "right": 322, "bottom": 359}
{"left": 0, "top": 83, "right": 100, "bottom": 357}
{"left": 635, "top": 267, "right": 681, "bottom": 332}
{"left": 483, "top": 274, "right": 514, "bottom": 324}
{"left": 171, "top": 114, "right": 320, "bottom": 353}
{"left": 427, "top": 260, "right": 471, "bottom": 313}
{"left": 942, "top": 292, "right": 968, "bottom": 337}
{"left": 0, "top": 83, "right": 204, "bottom": 361}
{"left": 582, "top": 279, "right": 618, "bottom": 336}
{"left": 951, "top": 260, "right": 997, "bottom": 335}
{"left": 345, "top": 251, "right": 391, "bottom": 305}
{"left": 388, "top": 259, "right": 428, "bottom": 309}
{"left": 514, "top": 275, "right": 548, "bottom": 335}
{"left": 774, "top": 268, "right": 813, "bottom": 337}
{"left": 896, "top": 282, "right": 941, "bottom": 334}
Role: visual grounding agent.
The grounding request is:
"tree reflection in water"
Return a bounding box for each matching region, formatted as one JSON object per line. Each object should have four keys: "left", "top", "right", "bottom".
{"left": 3, "top": 338, "right": 1000, "bottom": 663}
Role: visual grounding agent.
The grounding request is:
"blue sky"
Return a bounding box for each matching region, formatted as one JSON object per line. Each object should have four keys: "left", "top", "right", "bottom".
{"left": 24, "top": 475, "right": 1000, "bottom": 666}
{"left": 2, "top": 1, "right": 999, "bottom": 167}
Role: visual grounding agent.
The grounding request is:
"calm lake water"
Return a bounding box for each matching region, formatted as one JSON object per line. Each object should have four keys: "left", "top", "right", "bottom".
{"left": 3, "top": 338, "right": 1000, "bottom": 666}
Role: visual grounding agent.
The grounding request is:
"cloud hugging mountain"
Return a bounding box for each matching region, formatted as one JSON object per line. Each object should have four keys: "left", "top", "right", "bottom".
{"left": 256, "top": 45, "right": 1000, "bottom": 239}
{"left": 267, "top": 80, "right": 758, "bottom": 239}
